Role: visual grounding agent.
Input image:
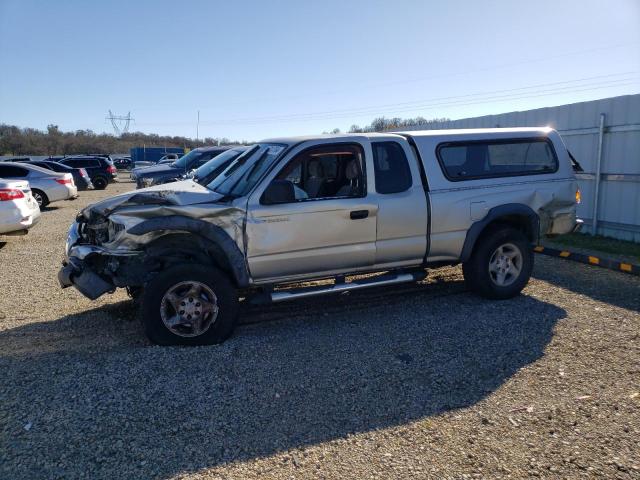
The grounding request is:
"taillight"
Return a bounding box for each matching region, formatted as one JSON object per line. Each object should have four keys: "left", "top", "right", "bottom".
{"left": 56, "top": 177, "right": 73, "bottom": 185}
{"left": 0, "top": 188, "right": 25, "bottom": 201}
{"left": 107, "top": 165, "right": 117, "bottom": 173}
{"left": 80, "top": 168, "right": 89, "bottom": 177}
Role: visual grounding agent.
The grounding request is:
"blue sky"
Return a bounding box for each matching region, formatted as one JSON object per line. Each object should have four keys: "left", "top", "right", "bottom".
{"left": 0, "top": 0, "right": 639, "bottom": 141}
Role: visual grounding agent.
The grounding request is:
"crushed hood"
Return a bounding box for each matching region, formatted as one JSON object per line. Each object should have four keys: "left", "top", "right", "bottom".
{"left": 81, "top": 180, "right": 224, "bottom": 218}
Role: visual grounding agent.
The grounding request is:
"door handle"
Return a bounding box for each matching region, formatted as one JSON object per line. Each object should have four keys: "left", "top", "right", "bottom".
{"left": 350, "top": 210, "right": 369, "bottom": 220}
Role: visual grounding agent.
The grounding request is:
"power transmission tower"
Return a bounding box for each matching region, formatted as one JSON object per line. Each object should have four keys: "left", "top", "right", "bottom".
{"left": 106, "top": 110, "right": 133, "bottom": 136}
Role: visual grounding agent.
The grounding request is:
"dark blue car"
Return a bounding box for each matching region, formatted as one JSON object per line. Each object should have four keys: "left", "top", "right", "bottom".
{"left": 131, "top": 146, "right": 232, "bottom": 189}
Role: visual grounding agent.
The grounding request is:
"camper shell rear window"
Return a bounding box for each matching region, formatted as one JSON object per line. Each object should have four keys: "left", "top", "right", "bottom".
{"left": 436, "top": 137, "right": 558, "bottom": 181}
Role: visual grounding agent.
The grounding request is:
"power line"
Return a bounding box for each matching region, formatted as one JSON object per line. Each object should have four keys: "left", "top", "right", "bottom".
{"left": 194, "top": 74, "right": 639, "bottom": 126}
{"left": 132, "top": 74, "right": 639, "bottom": 129}
{"left": 206, "top": 41, "right": 640, "bottom": 109}
{"left": 131, "top": 41, "right": 640, "bottom": 113}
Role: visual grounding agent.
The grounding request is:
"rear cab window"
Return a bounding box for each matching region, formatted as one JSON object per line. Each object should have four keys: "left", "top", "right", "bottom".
{"left": 436, "top": 138, "right": 558, "bottom": 181}
{"left": 372, "top": 141, "right": 412, "bottom": 194}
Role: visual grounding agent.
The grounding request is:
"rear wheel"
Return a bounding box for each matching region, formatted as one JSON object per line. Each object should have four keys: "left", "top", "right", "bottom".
{"left": 141, "top": 264, "right": 239, "bottom": 346}
{"left": 93, "top": 176, "right": 108, "bottom": 190}
{"left": 462, "top": 227, "right": 533, "bottom": 299}
{"left": 31, "top": 189, "right": 49, "bottom": 208}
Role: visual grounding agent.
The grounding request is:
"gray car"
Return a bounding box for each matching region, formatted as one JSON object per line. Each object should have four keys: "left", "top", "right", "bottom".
{"left": 0, "top": 162, "right": 78, "bottom": 207}
{"left": 60, "top": 128, "right": 579, "bottom": 345}
{"left": 130, "top": 146, "right": 233, "bottom": 188}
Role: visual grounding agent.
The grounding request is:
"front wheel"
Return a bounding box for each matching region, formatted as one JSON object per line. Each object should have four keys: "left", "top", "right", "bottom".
{"left": 462, "top": 227, "right": 534, "bottom": 299}
{"left": 141, "top": 264, "right": 239, "bottom": 345}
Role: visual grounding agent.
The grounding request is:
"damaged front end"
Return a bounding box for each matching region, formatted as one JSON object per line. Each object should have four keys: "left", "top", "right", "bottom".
{"left": 58, "top": 215, "right": 159, "bottom": 300}
{"left": 58, "top": 179, "right": 247, "bottom": 300}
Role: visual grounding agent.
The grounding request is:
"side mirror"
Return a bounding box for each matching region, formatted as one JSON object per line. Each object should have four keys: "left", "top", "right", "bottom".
{"left": 261, "top": 180, "right": 295, "bottom": 205}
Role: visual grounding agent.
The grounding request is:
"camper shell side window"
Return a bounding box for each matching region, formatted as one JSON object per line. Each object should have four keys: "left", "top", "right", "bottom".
{"left": 436, "top": 137, "right": 559, "bottom": 181}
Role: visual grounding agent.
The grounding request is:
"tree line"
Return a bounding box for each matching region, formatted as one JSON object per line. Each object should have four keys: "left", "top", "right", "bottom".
{"left": 324, "top": 116, "right": 450, "bottom": 134}
{"left": 0, "top": 124, "right": 246, "bottom": 156}
{"left": 1, "top": 115, "right": 449, "bottom": 156}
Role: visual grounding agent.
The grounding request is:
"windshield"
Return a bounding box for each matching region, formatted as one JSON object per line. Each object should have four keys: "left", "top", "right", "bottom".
{"left": 172, "top": 150, "right": 199, "bottom": 169}
{"left": 207, "top": 144, "right": 286, "bottom": 197}
{"left": 193, "top": 148, "right": 245, "bottom": 182}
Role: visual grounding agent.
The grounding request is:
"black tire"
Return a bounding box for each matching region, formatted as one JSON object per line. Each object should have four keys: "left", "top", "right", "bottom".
{"left": 93, "top": 176, "right": 108, "bottom": 190}
{"left": 31, "top": 189, "right": 49, "bottom": 208}
{"left": 126, "top": 286, "right": 143, "bottom": 301}
{"left": 462, "top": 226, "right": 534, "bottom": 300}
{"left": 141, "top": 264, "right": 239, "bottom": 346}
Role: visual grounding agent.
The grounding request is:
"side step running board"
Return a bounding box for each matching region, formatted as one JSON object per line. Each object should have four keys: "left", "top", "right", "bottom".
{"left": 270, "top": 270, "right": 427, "bottom": 303}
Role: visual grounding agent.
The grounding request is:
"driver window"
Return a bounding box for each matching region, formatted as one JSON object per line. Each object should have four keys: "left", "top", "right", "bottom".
{"left": 265, "top": 144, "right": 365, "bottom": 204}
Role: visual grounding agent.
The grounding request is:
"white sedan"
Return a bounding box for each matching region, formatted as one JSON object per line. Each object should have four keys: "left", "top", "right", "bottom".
{"left": 0, "top": 178, "right": 41, "bottom": 235}
{"left": 0, "top": 163, "right": 78, "bottom": 207}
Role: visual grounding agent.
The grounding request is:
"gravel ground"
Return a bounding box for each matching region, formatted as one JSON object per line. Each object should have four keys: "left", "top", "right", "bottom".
{"left": 1, "top": 180, "right": 639, "bottom": 479}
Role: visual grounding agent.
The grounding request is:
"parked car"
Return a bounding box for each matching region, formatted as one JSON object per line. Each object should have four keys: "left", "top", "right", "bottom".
{"left": 20, "top": 160, "right": 93, "bottom": 190}
{"left": 130, "top": 147, "right": 184, "bottom": 166}
{"left": 0, "top": 178, "right": 40, "bottom": 235}
{"left": 59, "top": 156, "right": 117, "bottom": 190}
{"left": 60, "top": 128, "right": 580, "bottom": 345}
{"left": 113, "top": 157, "right": 132, "bottom": 170}
{"left": 0, "top": 163, "right": 77, "bottom": 207}
{"left": 131, "top": 146, "right": 232, "bottom": 188}
{"left": 152, "top": 146, "right": 249, "bottom": 186}
{"left": 133, "top": 154, "right": 187, "bottom": 170}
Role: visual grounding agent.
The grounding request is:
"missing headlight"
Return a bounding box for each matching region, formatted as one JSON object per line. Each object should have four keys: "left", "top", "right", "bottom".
{"left": 107, "top": 221, "right": 125, "bottom": 242}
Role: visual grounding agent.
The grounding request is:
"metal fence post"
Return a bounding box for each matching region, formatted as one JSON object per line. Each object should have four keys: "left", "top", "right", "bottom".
{"left": 591, "top": 113, "right": 606, "bottom": 236}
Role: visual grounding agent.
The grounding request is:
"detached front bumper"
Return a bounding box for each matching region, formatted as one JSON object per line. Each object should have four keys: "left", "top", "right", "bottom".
{"left": 58, "top": 256, "right": 114, "bottom": 300}
{"left": 58, "top": 221, "right": 133, "bottom": 300}
{"left": 58, "top": 223, "right": 115, "bottom": 300}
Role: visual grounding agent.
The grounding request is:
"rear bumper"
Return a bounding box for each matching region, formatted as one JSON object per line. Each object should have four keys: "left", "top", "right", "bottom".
{"left": 546, "top": 207, "right": 578, "bottom": 236}
{"left": 76, "top": 178, "right": 93, "bottom": 191}
{"left": 0, "top": 200, "right": 41, "bottom": 234}
{"left": 47, "top": 184, "right": 78, "bottom": 202}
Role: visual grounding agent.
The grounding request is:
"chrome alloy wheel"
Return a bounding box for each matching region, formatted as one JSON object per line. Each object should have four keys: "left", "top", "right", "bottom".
{"left": 33, "top": 191, "right": 44, "bottom": 207}
{"left": 160, "top": 281, "right": 219, "bottom": 337}
{"left": 488, "top": 243, "right": 523, "bottom": 287}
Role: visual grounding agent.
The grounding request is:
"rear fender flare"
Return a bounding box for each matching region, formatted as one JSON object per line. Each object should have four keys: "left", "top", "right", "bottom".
{"left": 460, "top": 204, "right": 539, "bottom": 263}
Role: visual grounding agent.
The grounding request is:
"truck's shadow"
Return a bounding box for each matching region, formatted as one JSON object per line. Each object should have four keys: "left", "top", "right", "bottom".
{"left": 1, "top": 280, "right": 565, "bottom": 479}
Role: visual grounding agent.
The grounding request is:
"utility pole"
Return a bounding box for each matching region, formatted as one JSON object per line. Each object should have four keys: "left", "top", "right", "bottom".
{"left": 196, "top": 110, "right": 200, "bottom": 143}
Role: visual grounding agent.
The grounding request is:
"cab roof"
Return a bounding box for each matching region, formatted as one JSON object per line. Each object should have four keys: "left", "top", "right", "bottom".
{"left": 261, "top": 127, "right": 555, "bottom": 145}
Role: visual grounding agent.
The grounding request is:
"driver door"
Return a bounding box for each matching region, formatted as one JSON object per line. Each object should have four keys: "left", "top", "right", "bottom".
{"left": 245, "top": 141, "right": 377, "bottom": 283}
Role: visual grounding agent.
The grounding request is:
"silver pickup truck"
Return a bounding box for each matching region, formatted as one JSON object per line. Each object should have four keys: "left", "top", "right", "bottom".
{"left": 59, "top": 127, "right": 580, "bottom": 345}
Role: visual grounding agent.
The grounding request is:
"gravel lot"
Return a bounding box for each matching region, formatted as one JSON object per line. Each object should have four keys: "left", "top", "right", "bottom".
{"left": 1, "top": 179, "right": 639, "bottom": 479}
